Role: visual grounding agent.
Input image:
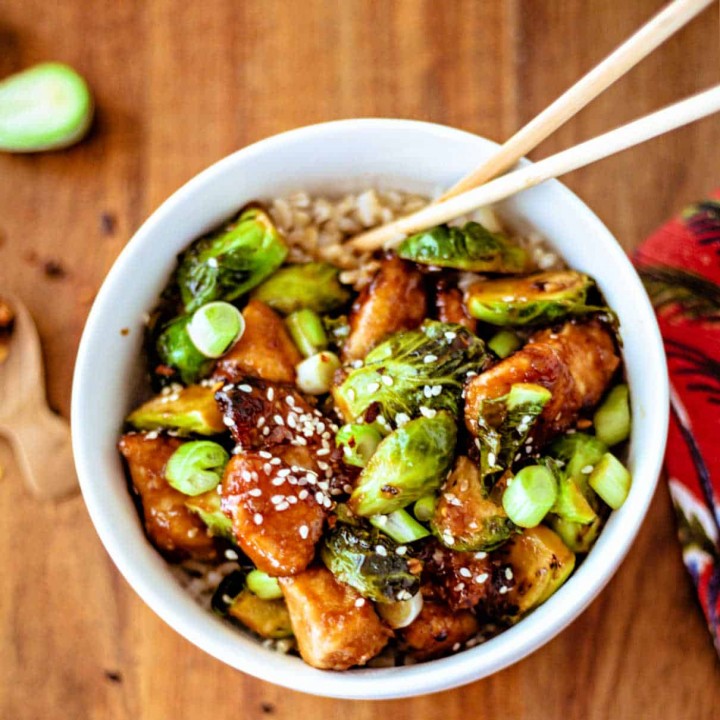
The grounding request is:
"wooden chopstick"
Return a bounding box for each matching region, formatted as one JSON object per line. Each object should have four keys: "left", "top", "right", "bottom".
{"left": 348, "top": 85, "right": 720, "bottom": 253}
{"left": 438, "top": 0, "right": 714, "bottom": 202}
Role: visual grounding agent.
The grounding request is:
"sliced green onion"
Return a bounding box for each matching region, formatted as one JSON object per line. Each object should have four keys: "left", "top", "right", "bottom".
{"left": 295, "top": 350, "right": 341, "bottom": 394}
{"left": 370, "top": 508, "right": 431, "bottom": 543}
{"left": 165, "top": 440, "right": 229, "bottom": 496}
{"left": 336, "top": 423, "right": 383, "bottom": 467}
{"left": 488, "top": 329, "right": 521, "bottom": 358}
{"left": 551, "top": 476, "right": 597, "bottom": 524}
{"left": 246, "top": 569, "right": 283, "bottom": 599}
{"left": 187, "top": 301, "right": 245, "bottom": 358}
{"left": 593, "top": 384, "right": 631, "bottom": 447}
{"left": 376, "top": 592, "right": 423, "bottom": 629}
{"left": 413, "top": 494, "right": 437, "bottom": 522}
{"left": 588, "top": 452, "right": 631, "bottom": 509}
{"left": 0, "top": 63, "right": 93, "bottom": 152}
{"left": 285, "top": 308, "right": 328, "bottom": 358}
{"left": 502, "top": 465, "right": 557, "bottom": 528}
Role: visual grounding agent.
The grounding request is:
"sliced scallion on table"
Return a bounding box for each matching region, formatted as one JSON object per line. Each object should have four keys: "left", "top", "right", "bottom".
{"left": 187, "top": 301, "right": 245, "bottom": 358}
{"left": 0, "top": 63, "right": 93, "bottom": 152}
{"left": 246, "top": 569, "right": 283, "bottom": 600}
{"left": 285, "top": 308, "right": 328, "bottom": 358}
{"left": 295, "top": 350, "right": 341, "bottom": 394}
{"left": 165, "top": 440, "right": 229, "bottom": 496}
{"left": 370, "top": 508, "right": 431, "bottom": 543}
{"left": 593, "top": 383, "right": 631, "bottom": 447}
{"left": 502, "top": 464, "right": 557, "bottom": 528}
{"left": 588, "top": 452, "right": 631, "bottom": 509}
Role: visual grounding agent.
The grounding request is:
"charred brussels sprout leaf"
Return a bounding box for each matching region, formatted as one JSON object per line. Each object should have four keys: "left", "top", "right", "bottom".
{"left": 475, "top": 383, "right": 551, "bottom": 478}
{"left": 176, "top": 206, "right": 287, "bottom": 314}
{"left": 349, "top": 412, "right": 457, "bottom": 516}
{"left": 466, "top": 270, "right": 602, "bottom": 326}
{"left": 334, "top": 321, "right": 489, "bottom": 424}
{"left": 320, "top": 523, "right": 420, "bottom": 602}
{"left": 398, "top": 221, "right": 528, "bottom": 273}
{"left": 251, "top": 262, "right": 351, "bottom": 315}
{"left": 155, "top": 314, "right": 214, "bottom": 385}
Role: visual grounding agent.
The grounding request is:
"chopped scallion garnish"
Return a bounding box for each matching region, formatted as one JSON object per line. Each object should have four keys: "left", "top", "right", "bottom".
{"left": 187, "top": 301, "right": 245, "bottom": 358}
{"left": 165, "top": 440, "right": 229, "bottom": 496}
{"left": 588, "top": 452, "right": 631, "bottom": 509}
{"left": 593, "top": 383, "right": 631, "bottom": 447}
{"left": 285, "top": 308, "right": 328, "bottom": 358}
{"left": 413, "top": 494, "right": 437, "bottom": 522}
{"left": 246, "top": 569, "right": 283, "bottom": 600}
{"left": 488, "top": 329, "right": 522, "bottom": 358}
{"left": 502, "top": 464, "right": 557, "bottom": 528}
{"left": 295, "top": 351, "right": 341, "bottom": 394}
{"left": 370, "top": 508, "right": 430, "bottom": 543}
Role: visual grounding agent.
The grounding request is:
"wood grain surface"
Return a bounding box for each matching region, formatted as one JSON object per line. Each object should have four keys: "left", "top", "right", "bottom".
{"left": 1, "top": 1, "right": 719, "bottom": 718}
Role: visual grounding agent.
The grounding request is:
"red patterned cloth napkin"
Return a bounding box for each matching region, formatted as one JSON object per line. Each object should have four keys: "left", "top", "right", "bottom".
{"left": 634, "top": 195, "right": 720, "bottom": 654}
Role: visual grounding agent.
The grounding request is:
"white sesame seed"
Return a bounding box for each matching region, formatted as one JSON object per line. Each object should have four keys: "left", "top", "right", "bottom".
{"left": 395, "top": 413, "right": 410, "bottom": 427}
{"left": 323, "top": 497, "right": 332, "bottom": 508}
{"left": 424, "top": 385, "right": 433, "bottom": 398}
{"left": 275, "top": 501, "right": 290, "bottom": 511}
{"left": 257, "top": 416, "right": 266, "bottom": 428}
{"left": 286, "top": 395, "right": 296, "bottom": 406}
{"left": 270, "top": 457, "right": 281, "bottom": 465}
{"left": 420, "top": 406, "right": 437, "bottom": 419}
{"left": 222, "top": 416, "right": 235, "bottom": 428}
{"left": 259, "top": 450, "right": 272, "bottom": 459}
{"left": 298, "top": 489, "right": 309, "bottom": 500}
{"left": 317, "top": 448, "right": 330, "bottom": 456}
{"left": 273, "top": 414, "right": 284, "bottom": 425}
{"left": 367, "top": 382, "right": 381, "bottom": 393}
{"left": 505, "top": 567, "right": 514, "bottom": 580}
{"left": 452, "top": 642, "right": 461, "bottom": 652}
{"left": 424, "top": 354, "right": 437, "bottom": 363}
{"left": 354, "top": 597, "right": 366, "bottom": 608}
{"left": 314, "top": 491, "right": 324, "bottom": 504}
{"left": 299, "top": 524, "right": 309, "bottom": 539}
{"left": 487, "top": 452, "right": 496, "bottom": 466}
{"left": 581, "top": 465, "right": 594, "bottom": 474}
{"left": 270, "top": 495, "right": 284, "bottom": 504}
{"left": 248, "top": 488, "right": 262, "bottom": 497}
{"left": 271, "top": 477, "right": 286, "bottom": 486}
{"left": 396, "top": 546, "right": 408, "bottom": 556}
{"left": 475, "top": 573, "right": 489, "bottom": 584}
{"left": 381, "top": 375, "right": 394, "bottom": 386}
{"left": 474, "top": 551, "right": 487, "bottom": 560}
{"left": 445, "top": 332, "right": 457, "bottom": 341}
{"left": 267, "top": 387, "right": 275, "bottom": 401}
{"left": 253, "top": 513, "right": 263, "bottom": 525}
{"left": 454, "top": 582, "right": 465, "bottom": 591}
{"left": 238, "top": 384, "right": 252, "bottom": 392}
{"left": 375, "top": 545, "right": 388, "bottom": 557}
{"left": 499, "top": 586, "right": 509, "bottom": 595}
{"left": 262, "top": 427, "right": 270, "bottom": 436}
{"left": 459, "top": 567, "right": 472, "bottom": 578}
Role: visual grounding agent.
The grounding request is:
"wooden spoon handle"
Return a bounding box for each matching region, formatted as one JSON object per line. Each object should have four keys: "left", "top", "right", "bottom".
{"left": 1, "top": 407, "right": 78, "bottom": 500}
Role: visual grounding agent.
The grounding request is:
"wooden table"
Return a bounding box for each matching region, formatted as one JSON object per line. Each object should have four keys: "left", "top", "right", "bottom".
{"left": 1, "top": 1, "right": 719, "bottom": 717}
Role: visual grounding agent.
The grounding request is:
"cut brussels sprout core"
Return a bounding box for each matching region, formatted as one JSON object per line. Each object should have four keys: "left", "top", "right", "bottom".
{"left": 398, "top": 221, "right": 528, "bottom": 273}
{"left": 296, "top": 351, "right": 341, "bottom": 394}
{"left": 370, "top": 509, "right": 430, "bottom": 543}
{"left": 376, "top": 592, "right": 424, "bottom": 629}
{"left": 285, "top": 308, "right": 328, "bottom": 358}
{"left": 488, "top": 329, "right": 522, "bottom": 358}
{"left": 412, "top": 494, "right": 437, "bottom": 523}
{"left": 336, "top": 422, "right": 384, "bottom": 468}
{"left": 349, "top": 412, "right": 457, "bottom": 516}
{"left": 166, "top": 441, "right": 229, "bottom": 496}
{"left": 593, "top": 384, "right": 631, "bottom": 447}
{"left": 0, "top": 62, "right": 93, "bottom": 152}
{"left": 502, "top": 465, "right": 557, "bottom": 528}
{"left": 246, "top": 569, "right": 284, "bottom": 600}
{"left": 252, "top": 262, "right": 351, "bottom": 315}
{"left": 589, "top": 453, "right": 631, "bottom": 509}
{"left": 466, "top": 270, "right": 598, "bottom": 326}
{"left": 187, "top": 301, "right": 245, "bottom": 358}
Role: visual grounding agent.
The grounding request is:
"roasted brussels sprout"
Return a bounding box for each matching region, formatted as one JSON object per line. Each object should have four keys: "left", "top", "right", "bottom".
{"left": 431, "top": 456, "right": 515, "bottom": 551}
{"left": 334, "top": 321, "right": 489, "bottom": 424}
{"left": 474, "top": 383, "right": 552, "bottom": 478}
{"left": 155, "top": 314, "right": 214, "bottom": 385}
{"left": 251, "top": 262, "right": 351, "bottom": 315}
{"left": 399, "top": 221, "right": 528, "bottom": 273}
{"left": 466, "top": 270, "right": 600, "bottom": 326}
{"left": 126, "top": 383, "right": 225, "bottom": 436}
{"left": 320, "top": 522, "right": 420, "bottom": 602}
{"left": 184, "top": 489, "right": 235, "bottom": 541}
{"left": 349, "top": 412, "right": 457, "bottom": 516}
{"left": 176, "top": 205, "right": 287, "bottom": 313}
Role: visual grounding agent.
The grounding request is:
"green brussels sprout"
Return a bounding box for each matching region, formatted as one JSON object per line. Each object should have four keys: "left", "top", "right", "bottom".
{"left": 334, "top": 321, "right": 489, "bottom": 425}
{"left": 546, "top": 513, "right": 603, "bottom": 554}
{"left": 548, "top": 432, "right": 608, "bottom": 484}
{"left": 320, "top": 522, "right": 420, "bottom": 603}
{"left": 466, "top": 270, "right": 602, "bottom": 326}
{"left": 349, "top": 412, "right": 457, "bottom": 517}
{"left": 475, "top": 383, "right": 552, "bottom": 478}
{"left": 154, "top": 314, "right": 214, "bottom": 385}
{"left": 176, "top": 206, "right": 287, "bottom": 314}
{"left": 251, "top": 262, "right": 351, "bottom": 315}
{"left": 398, "top": 221, "right": 528, "bottom": 273}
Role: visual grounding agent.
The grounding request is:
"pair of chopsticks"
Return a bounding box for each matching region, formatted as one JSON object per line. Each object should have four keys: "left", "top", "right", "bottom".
{"left": 350, "top": 0, "right": 718, "bottom": 252}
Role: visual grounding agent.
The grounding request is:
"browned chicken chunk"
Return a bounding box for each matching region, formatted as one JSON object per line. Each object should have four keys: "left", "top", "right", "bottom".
{"left": 343, "top": 255, "right": 427, "bottom": 360}
{"left": 118, "top": 433, "right": 217, "bottom": 560}
{"left": 435, "top": 279, "right": 476, "bottom": 333}
{"left": 399, "top": 599, "right": 479, "bottom": 660}
{"left": 213, "top": 300, "right": 301, "bottom": 384}
{"left": 279, "top": 566, "right": 391, "bottom": 669}
{"left": 221, "top": 452, "right": 326, "bottom": 575}
{"left": 464, "top": 320, "right": 619, "bottom": 444}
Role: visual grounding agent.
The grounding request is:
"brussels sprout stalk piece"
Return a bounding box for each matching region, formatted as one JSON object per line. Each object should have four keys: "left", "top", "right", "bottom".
{"left": 349, "top": 412, "right": 457, "bottom": 517}
{"left": 334, "top": 321, "right": 490, "bottom": 424}
{"left": 251, "top": 262, "right": 351, "bottom": 315}
{"left": 593, "top": 383, "right": 631, "bottom": 447}
{"left": 398, "top": 221, "right": 528, "bottom": 273}
{"left": 466, "top": 270, "right": 602, "bottom": 326}
{"left": 321, "top": 523, "right": 420, "bottom": 602}
{"left": 176, "top": 206, "right": 287, "bottom": 314}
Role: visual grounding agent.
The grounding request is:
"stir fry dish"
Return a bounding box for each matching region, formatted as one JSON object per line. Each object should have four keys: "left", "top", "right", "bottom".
{"left": 119, "top": 197, "right": 632, "bottom": 670}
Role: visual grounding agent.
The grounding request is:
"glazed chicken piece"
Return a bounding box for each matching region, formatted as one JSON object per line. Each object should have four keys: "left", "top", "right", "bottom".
{"left": 118, "top": 433, "right": 217, "bottom": 560}
{"left": 279, "top": 565, "right": 391, "bottom": 669}
{"left": 435, "top": 279, "right": 477, "bottom": 333}
{"left": 464, "top": 320, "right": 620, "bottom": 444}
{"left": 221, "top": 452, "right": 327, "bottom": 575}
{"left": 399, "top": 599, "right": 479, "bottom": 660}
{"left": 343, "top": 254, "right": 427, "bottom": 361}
{"left": 213, "top": 299, "right": 301, "bottom": 384}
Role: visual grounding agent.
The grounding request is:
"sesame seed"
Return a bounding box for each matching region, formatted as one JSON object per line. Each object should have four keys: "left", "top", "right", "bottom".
{"left": 487, "top": 452, "right": 496, "bottom": 467}
{"left": 253, "top": 513, "right": 263, "bottom": 525}
{"left": 452, "top": 642, "right": 461, "bottom": 652}
{"left": 459, "top": 567, "right": 472, "bottom": 578}
{"left": 396, "top": 590, "right": 412, "bottom": 601}
{"left": 424, "top": 385, "right": 433, "bottom": 398}
{"left": 298, "top": 489, "right": 309, "bottom": 500}
{"left": 262, "top": 427, "right": 270, "bottom": 436}
{"left": 263, "top": 463, "right": 272, "bottom": 474}
{"left": 248, "top": 488, "right": 262, "bottom": 497}
{"left": 395, "top": 413, "right": 410, "bottom": 427}
{"left": 381, "top": 375, "right": 394, "bottom": 386}
{"left": 475, "top": 573, "right": 489, "bottom": 584}
{"left": 286, "top": 395, "right": 296, "bottom": 406}
{"left": 238, "top": 384, "right": 252, "bottom": 393}
{"left": 581, "top": 465, "right": 594, "bottom": 474}
{"left": 222, "top": 416, "right": 235, "bottom": 428}
{"left": 354, "top": 597, "right": 366, "bottom": 608}
{"left": 343, "top": 484, "right": 353, "bottom": 494}
{"left": 259, "top": 450, "right": 272, "bottom": 459}
{"left": 267, "top": 387, "right": 275, "bottom": 401}
{"left": 424, "top": 354, "right": 437, "bottom": 363}
{"left": 299, "top": 524, "right": 309, "bottom": 539}
{"left": 396, "top": 546, "right": 408, "bottom": 556}
{"left": 420, "top": 406, "right": 437, "bottom": 419}
{"left": 270, "top": 457, "right": 281, "bottom": 466}
{"left": 454, "top": 582, "right": 465, "bottom": 591}
{"left": 367, "top": 382, "right": 381, "bottom": 393}
{"left": 499, "top": 586, "right": 509, "bottom": 595}
{"left": 273, "top": 414, "right": 285, "bottom": 425}
{"left": 375, "top": 545, "right": 388, "bottom": 557}
{"left": 275, "top": 501, "right": 290, "bottom": 511}
{"left": 257, "top": 416, "right": 266, "bottom": 427}
{"left": 474, "top": 551, "right": 487, "bottom": 560}
{"left": 505, "top": 567, "right": 514, "bottom": 580}
{"left": 270, "top": 495, "right": 284, "bottom": 504}
{"left": 314, "top": 491, "right": 324, "bottom": 504}
{"left": 317, "top": 448, "right": 330, "bottom": 456}
{"left": 271, "top": 477, "right": 285, "bottom": 486}
{"left": 323, "top": 497, "right": 332, "bottom": 508}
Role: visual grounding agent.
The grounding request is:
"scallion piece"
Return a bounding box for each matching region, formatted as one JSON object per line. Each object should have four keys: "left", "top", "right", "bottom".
{"left": 246, "top": 569, "right": 283, "bottom": 600}
{"left": 488, "top": 329, "right": 521, "bottom": 358}
{"left": 593, "top": 383, "right": 631, "bottom": 447}
{"left": 413, "top": 494, "right": 437, "bottom": 522}
{"left": 588, "top": 452, "right": 631, "bottom": 509}
{"left": 376, "top": 592, "right": 424, "bottom": 629}
{"left": 165, "top": 440, "right": 229, "bottom": 496}
{"left": 370, "top": 508, "right": 431, "bottom": 543}
{"left": 502, "top": 465, "right": 557, "bottom": 528}
{"left": 295, "top": 350, "right": 341, "bottom": 394}
{"left": 285, "top": 308, "right": 328, "bottom": 358}
{"left": 0, "top": 62, "right": 94, "bottom": 152}
{"left": 336, "top": 422, "right": 383, "bottom": 467}
{"left": 187, "top": 301, "right": 245, "bottom": 358}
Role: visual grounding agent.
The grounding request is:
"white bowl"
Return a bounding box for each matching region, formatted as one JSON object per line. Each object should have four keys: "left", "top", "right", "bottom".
{"left": 72, "top": 119, "right": 669, "bottom": 700}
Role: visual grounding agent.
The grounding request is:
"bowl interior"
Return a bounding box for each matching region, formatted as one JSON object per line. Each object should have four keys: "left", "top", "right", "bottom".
{"left": 72, "top": 119, "right": 668, "bottom": 699}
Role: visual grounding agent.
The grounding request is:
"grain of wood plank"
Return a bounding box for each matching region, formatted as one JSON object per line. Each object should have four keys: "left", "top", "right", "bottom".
{"left": 0, "top": 1, "right": 719, "bottom": 718}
